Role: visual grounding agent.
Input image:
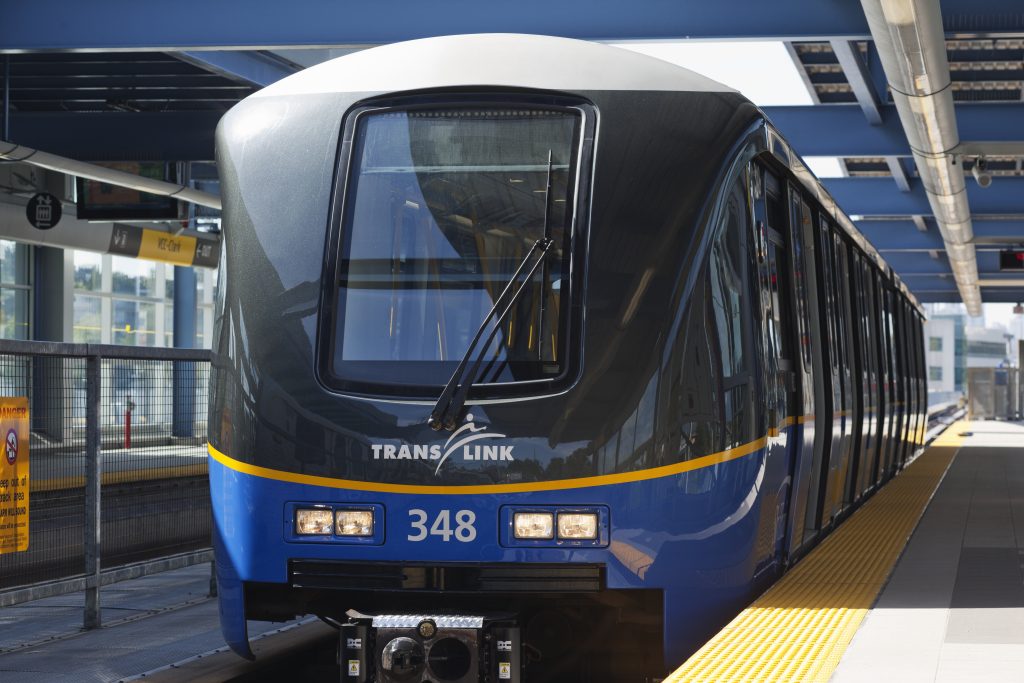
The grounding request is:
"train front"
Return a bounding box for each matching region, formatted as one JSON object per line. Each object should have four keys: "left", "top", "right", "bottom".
{"left": 210, "top": 35, "right": 764, "bottom": 682}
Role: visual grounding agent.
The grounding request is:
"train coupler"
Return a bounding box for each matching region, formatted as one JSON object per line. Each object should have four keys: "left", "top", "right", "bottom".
{"left": 338, "top": 612, "right": 520, "bottom": 683}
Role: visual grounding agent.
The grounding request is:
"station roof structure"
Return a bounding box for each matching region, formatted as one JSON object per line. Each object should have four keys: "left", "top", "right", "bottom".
{"left": 2, "top": 0, "right": 1024, "bottom": 305}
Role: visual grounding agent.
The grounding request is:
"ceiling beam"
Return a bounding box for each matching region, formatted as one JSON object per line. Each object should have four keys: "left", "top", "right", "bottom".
{"left": 825, "top": 176, "right": 1024, "bottom": 216}
{"left": 938, "top": 290, "right": 1024, "bottom": 303}
{"left": 3, "top": 0, "right": 1024, "bottom": 51}
{"left": 829, "top": 41, "right": 882, "bottom": 124}
{"left": 765, "top": 104, "right": 1024, "bottom": 157}
{"left": 883, "top": 252, "right": 953, "bottom": 275}
{"left": 896, "top": 275, "right": 958, "bottom": 290}
{"left": 4, "top": 111, "right": 219, "bottom": 161}
{"left": 860, "top": 220, "right": 1024, "bottom": 250}
{"left": 885, "top": 157, "right": 912, "bottom": 192}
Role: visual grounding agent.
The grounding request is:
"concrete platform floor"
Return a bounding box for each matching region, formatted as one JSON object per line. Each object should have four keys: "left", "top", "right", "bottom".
{"left": 832, "top": 420, "right": 1024, "bottom": 683}
{"left": 0, "top": 563, "right": 290, "bottom": 682}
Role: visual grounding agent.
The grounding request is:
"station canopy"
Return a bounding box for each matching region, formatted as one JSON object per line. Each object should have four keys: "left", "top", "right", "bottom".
{"left": 3, "top": 0, "right": 1024, "bottom": 308}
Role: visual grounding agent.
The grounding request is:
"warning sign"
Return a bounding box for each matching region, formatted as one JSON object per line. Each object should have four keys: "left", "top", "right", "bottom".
{"left": 0, "top": 397, "right": 29, "bottom": 554}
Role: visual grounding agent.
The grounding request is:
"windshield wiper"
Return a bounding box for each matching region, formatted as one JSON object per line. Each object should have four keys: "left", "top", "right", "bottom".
{"left": 427, "top": 236, "right": 553, "bottom": 431}
{"left": 428, "top": 152, "right": 555, "bottom": 432}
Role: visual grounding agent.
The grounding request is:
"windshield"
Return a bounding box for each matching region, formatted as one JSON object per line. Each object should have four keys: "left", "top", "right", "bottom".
{"left": 327, "top": 105, "right": 583, "bottom": 392}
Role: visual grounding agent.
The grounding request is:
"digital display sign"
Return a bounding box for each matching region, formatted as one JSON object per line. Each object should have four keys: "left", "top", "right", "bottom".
{"left": 999, "top": 250, "right": 1024, "bottom": 271}
{"left": 75, "top": 162, "right": 181, "bottom": 221}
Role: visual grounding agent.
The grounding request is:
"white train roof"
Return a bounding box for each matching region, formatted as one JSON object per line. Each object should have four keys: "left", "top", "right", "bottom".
{"left": 256, "top": 34, "right": 737, "bottom": 98}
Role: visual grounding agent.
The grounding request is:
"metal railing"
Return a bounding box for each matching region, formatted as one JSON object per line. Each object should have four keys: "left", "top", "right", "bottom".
{"left": 0, "top": 340, "right": 212, "bottom": 627}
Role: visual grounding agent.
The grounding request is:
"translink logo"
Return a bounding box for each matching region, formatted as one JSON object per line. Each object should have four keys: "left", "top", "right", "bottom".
{"left": 370, "top": 413, "right": 513, "bottom": 476}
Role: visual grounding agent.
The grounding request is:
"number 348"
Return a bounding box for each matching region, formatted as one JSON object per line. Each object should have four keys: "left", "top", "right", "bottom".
{"left": 407, "top": 509, "right": 477, "bottom": 542}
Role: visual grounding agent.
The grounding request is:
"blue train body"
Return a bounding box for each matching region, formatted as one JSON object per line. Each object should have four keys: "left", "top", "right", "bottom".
{"left": 210, "top": 35, "right": 926, "bottom": 682}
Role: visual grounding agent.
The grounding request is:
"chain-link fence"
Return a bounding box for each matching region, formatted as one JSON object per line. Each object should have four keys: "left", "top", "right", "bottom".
{"left": 0, "top": 340, "right": 211, "bottom": 609}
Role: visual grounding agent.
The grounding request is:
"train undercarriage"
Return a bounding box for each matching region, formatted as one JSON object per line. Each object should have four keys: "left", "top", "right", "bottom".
{"left": 246, "top": 563, "right": 664, "bottom": 683}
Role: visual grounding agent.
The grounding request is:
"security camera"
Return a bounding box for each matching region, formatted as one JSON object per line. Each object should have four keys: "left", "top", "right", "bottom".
{"left": 972, "top": 157, "right": 992, "bottom": 188}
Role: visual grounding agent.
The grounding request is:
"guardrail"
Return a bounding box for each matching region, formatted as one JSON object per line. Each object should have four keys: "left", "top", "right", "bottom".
{"left": 0, "top": 340, "right": 212, "bottom": 627}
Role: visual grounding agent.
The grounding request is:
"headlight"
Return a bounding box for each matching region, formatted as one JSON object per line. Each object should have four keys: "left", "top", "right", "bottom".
{"left": 336, "top": 509, "right": 374, "bottom": 536}
{"left": 513, "top": 511, "right": 554, "bottom": 539}
{"left": 558, "top": 512, "right": 598, "bottom": 540}
{"left": 295, "top": 508, "right": 333, "bottom": 535}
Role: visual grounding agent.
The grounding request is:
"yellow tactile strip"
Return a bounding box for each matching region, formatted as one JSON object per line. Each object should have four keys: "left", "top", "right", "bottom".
{"left": 665, "top": 421, "right": 967, "bottom": 683}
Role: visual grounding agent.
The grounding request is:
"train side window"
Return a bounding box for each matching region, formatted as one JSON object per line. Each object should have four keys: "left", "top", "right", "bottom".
{"left": 709, "top": 184, "right": 751, "bottom": 380}
{"left": 708, "top": 174, "right": 755, "bottom": 449}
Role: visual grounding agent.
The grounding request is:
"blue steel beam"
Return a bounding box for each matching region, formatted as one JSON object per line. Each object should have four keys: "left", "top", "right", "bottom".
{"left": 950, "top": 290, "right": 1024, "bottom": 303}
{"left": 3, "top": 0, "right": 1024, "bottom": 51}
{"left": 7, "top": 111, "right": 219, "bottom": 161}
{"left": 885, "top": 157, "right": 912, "bottom": 192}
{"left": 824, "top": 177, "right": 1024, "bottom": 216}
{"left": 882, "top": 253, "right": 952, "bottom": 275}
{"left": 764, "top": 104, "right": 1024, "bottom": 157}
{"left": 882, "top": 253, "right": 1024, "bottom": 279}
{"left": 859, "top": 220, "right": 1024, "bottom": 251}
{"left": 896, "top": 275, "right": 957, "bottom": 290}
{"left": 829, "top": 41, "right": 882, "bottom": 124}
{"left": 175, "top": 51, "right": 297, "bottom": 87}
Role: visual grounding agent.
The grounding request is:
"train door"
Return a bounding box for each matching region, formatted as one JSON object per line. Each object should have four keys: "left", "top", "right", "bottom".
{"left": 867, "top": 270, "right": 888, "bottom": 487}
{"left": 752, "top": 163, "right": 799, "bottom": 566}
{"left": 894, "top": 300, "right": 910, "bottom": 468}
{"left": 853, "top": 255, "right": 879, "bottom": 496}
{"left": 813, "top": 213, "right": 846, "bottom": 526}
{"left": 882, "top": 286, "right": 900, "bottom": 479}
{"left": 835, "top": 238, "right": 860, "bottom": 509}
{"left": 783, "top": 188, "right": 822, "bottom": 555}
{"left": 918, "top": 314, "right": 928, "bottom": 446}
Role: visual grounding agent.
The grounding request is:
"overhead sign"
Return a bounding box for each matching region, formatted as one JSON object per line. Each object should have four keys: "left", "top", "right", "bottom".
{"left": 999, "top": 250, "right": 1024, "bottom": 271}
{"left": 75, "top": 162, "right": 180, "bottom": 221}
{"left": 0, "top": 397, "right": 29, "bottom": 554}
{"left": 109, "top": 224, "right": 220, "bottom": 268}
{"left": 26, "top": 192, "right": 62, "bottom": 230}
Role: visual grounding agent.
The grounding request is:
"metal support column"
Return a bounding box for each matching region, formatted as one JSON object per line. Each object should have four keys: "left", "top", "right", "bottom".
{"left": 172, "top": 266, "right": 197, "bottom": 438}
{"left": 84, "top": 354, "right": 102, "bottom": 629}
{"left": 32, "top": 246, "right": 66, "bottom": 440}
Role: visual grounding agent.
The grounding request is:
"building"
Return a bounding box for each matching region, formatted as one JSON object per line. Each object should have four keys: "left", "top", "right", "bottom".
{"left": 924, "top": 317, "right": 955, "bottom": 393}
{"left": 965, "top": 325, "right": 1012, "bottom": 369}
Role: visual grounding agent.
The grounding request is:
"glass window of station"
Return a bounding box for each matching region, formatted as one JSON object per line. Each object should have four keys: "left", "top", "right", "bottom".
{"left": 326, "top": 104, "right": 584, "bottom": 395}
{"left": 0, "top": 240, "right": 31, "bottom": 340}
{"left": 70, "top": 250, "right": 216, "bottom": 348}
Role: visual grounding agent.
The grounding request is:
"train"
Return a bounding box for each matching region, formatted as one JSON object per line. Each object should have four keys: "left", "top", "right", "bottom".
{"left": 208, "top": 34, "right": 927, "bottom": 683}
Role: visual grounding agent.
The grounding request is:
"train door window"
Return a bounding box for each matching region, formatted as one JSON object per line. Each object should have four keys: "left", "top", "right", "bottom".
{"left": 787, "top": 192, "right": 812, "bottom": 368}
{"left": 757, "top": 172, "right": 797, "bottom": 429}
{"left": 324, "top": 104, "right": 589, "bottom": 396}
{"left": 708, "top": 172, "right": 755, "bottom": 450}
{"left": 817, "top": 216, "right": 841, "bottom": 385}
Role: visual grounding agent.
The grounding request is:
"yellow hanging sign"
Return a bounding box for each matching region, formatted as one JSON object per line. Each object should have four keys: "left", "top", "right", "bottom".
{"left": 137, "top": 229, "right": 198, "bottom": 266}
{"left": 0, "top": 397, "right": 29, "bottom": 553}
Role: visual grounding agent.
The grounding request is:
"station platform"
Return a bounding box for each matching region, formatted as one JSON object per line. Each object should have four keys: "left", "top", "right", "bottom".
{"left": 668, "top": 419, "right": 1023, "bottom": 683}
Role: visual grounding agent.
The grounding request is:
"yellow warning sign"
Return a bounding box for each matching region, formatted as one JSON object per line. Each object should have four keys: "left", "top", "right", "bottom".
{"left": 0, "top": 396, "right": 29, "bottom": 553}
{"left": 137, "top": 229, "right": 197, "bottom": 266}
